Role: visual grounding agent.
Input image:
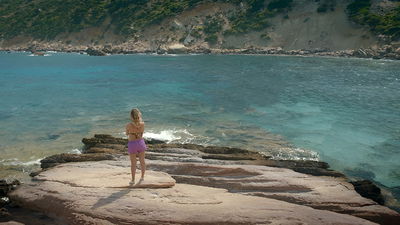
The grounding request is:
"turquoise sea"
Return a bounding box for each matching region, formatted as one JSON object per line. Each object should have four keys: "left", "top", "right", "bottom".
{"left": 0, "top": 52, "right": 399, "bottom": 193}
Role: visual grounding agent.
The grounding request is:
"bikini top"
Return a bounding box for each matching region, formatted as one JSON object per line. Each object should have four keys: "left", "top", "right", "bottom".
{"left": 127, "top": 123, "right": 144, "bottom": 139}
{"left": 128, "top": 132, "right": 143, "bottom": 139}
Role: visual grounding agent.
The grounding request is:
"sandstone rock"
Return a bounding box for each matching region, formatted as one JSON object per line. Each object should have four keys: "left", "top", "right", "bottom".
{"left": 34, "top": 162, "right": 175, "bottom": 188}
{"left": 24, "top": 134, "right": 400, "bottom": 224}
{"left": 0, "top": 221, "right": 24, "bottom": 225}
{"left": 82, "top": 135, "right": 340, "bottom": 177}
{"left": 166, "top": 43, "right": 188, "bottom": 54}
{"left": 9, "top": 160, "right": 379, "bottom": 225}
{"left": 146, "top": 159, "right": 399, "bottom": 225}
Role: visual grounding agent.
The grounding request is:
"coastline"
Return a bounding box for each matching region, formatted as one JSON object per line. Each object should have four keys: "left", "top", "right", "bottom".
{"left": 1, "top": 134, "right": 400, "bottom": 224}
{"left": 1, "top": 43, "right": 400, "bottom": 60}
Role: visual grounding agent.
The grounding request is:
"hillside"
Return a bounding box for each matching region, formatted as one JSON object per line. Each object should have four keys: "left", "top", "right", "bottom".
{"left": 0, "top": 0, "right": 399, "bottom": 54}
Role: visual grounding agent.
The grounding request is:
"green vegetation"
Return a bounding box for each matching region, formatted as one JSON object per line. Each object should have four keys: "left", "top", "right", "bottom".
{"left": 316, "top": 0, "right": 337, "bottom": 13}
{"left": 204, "top": 16, "right": 224, "bottom": 34}
{"left": 346, "top": 0, "right": 400, "bottom": 40}
{"left": 267, "top": 0, "right": 293, "bottom": 12}
{"left": 205, "top": 34, "right": 218, "bottom": 45}
{"left": 203, "top": 16, "right": 224, "bottom": 44}
{"left": 0, "top": 0, "right": 293, "bottom": 40}
{"left": 2, "top": 0, "right": 397, "bottom": 42}
{"left": 0, "top": 0, "right": 110, "bottom": 39}
{"left": 224, "top": 0, "right": 293, "bottom": 35}
{"left": 260, "top": 33, "right": 271, "bottom": 41}
{"left": 0, "top": 0, "right": 207, "bottom": 39}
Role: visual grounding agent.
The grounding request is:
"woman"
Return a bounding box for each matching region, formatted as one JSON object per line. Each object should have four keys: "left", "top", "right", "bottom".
{"left": 125, "top": 108, "right": 147, "bottom": 185}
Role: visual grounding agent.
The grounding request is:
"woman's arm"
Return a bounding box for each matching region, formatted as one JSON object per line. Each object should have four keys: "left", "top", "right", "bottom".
{"left": 125, "top": 124, "right": 130, "bottom": 135}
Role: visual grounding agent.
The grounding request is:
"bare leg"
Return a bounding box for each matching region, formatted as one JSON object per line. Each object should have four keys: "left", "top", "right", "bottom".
{"left": 129, "top": 153, "right": 137, "bottom": 182}
{"left": 138, "top": 151, "right": 146, "bottom": 179}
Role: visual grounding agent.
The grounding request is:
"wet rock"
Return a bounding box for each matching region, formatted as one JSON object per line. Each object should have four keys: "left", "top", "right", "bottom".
{"left": 40, "top": 153, "right": 114, "bottom": 169}
{"left": 0, "top": 197, "right": 8, "bottom": 208}
{"left": 0, "top": 180, "right": 20, "bottom": 197}
{"left": 82, "top": 134, "right": 127, "bottom": 149}
{"left": 144, "top": 138, "right": 166, "bottom": 145}
{"left": 344, "top": 168, "right": 376, "bottom": 180}
{"left": 30, "top": 51, "right": 45, "bottom": 56}
{"left": 84, "top": 147, "right": 121, "bottom": 154}
{"left": 202, "top": 154, "right": 258, "bottom": 160}
{"left": 351, "top": 180, "right": 385, "bottom": 205}
{"left": 85, "top": 47, "right": 106, "bottom": 56}
{"left": 0, "top": 208, "right": 11, "bottom": 219}
{"left": 29, "top": 170, "right": 41, "bottom": 177}
{"left": 82, "top": 135, "right": 343, "bottom": 177}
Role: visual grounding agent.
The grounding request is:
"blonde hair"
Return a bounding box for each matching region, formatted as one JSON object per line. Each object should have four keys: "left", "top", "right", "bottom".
{"left": 130, "top": 108, "right": 143, "bottom": 124}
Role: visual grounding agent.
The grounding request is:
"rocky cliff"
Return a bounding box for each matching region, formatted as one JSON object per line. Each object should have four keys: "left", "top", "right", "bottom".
{"left": 1, "top": 0, "right": 400, "bottom": 59}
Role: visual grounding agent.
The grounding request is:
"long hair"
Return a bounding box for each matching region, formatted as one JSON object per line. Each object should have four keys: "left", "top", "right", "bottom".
{"left": 130, "top": 108, "right": 143, "bottom": 124}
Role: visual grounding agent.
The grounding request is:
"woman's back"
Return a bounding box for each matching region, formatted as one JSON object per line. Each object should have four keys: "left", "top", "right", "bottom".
{"left": 126, "top": 122, "right": 144, "bottom": 141}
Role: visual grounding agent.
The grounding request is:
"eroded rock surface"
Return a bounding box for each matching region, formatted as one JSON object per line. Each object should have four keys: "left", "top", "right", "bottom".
{"left": 10, "top": 160, "right": 379, "bottom": 225}
{"left": 8, "top": 135, "right": 400, "bottom": 224}
{"left": 34, "top": 162, "right": 175, "bottom": 189}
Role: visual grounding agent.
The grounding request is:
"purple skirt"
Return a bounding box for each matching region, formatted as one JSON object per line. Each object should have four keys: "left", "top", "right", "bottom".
{"left": 128, "top": 139, "right": 147, "bottom": 154}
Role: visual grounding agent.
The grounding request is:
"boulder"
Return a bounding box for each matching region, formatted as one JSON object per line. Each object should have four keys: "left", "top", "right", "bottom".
{"left": 166, "top": 43, "right": 188, "bottom": 54}
{"left": 351, "top": 180, "right": 385, "bottom": 205}
{"left": 85, "top": 47, "right": 106, "bottom": 56}
{"left": 40, "top": 153, "right": 114, "bottom": 169}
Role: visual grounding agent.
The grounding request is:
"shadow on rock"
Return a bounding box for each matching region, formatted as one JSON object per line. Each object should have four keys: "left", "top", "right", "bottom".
{"left": 91, "top": 189, "right": 131, "bottom": 209}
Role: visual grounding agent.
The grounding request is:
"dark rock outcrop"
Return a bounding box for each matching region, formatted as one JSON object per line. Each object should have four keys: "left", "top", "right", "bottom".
{"left": 0, "top": 180, "right": 20, "bottom": 198}
{"left": 85, "top": 47, "right": 106, "bottom": 56}
{"left": 351, "top": 180, "right": 385, "bottom": 205}
{"left": 0, "top": 180, "right": 20, "bottom": 221}
{"left": 40, "top": 153, "right": 114, "bottom": 169}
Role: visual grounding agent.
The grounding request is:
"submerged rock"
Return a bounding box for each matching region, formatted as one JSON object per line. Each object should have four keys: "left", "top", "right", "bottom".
{"left": 351, "top": 180, "right": 385, "bottom": 205}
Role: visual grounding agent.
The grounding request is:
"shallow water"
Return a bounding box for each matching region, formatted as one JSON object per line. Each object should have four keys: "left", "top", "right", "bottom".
{"left": 0, "top": 52, "right": 399, "bottom": 190}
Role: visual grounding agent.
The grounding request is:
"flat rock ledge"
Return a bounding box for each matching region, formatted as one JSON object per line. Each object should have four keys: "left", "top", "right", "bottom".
{"left": 6, "top": 135, "right": 400, "bottom": 225}
{"left": 33, "top": 163, "right": 175, "bottom": 189}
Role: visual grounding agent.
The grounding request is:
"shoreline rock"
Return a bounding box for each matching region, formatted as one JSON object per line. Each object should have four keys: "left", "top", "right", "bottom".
{"left": 0, "top": 180, "right": 20, "bottom": 222}
{"left": 5, "top": 134, "right": 400, "bottom": 224}
{"left": 1, "top": 44, "right": 400, "bottom": 60}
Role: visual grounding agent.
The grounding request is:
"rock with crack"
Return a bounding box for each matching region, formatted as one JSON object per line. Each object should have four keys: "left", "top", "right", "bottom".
{"left": 9, "top": 160, "right": 379, "bottom": 225}
{"left": 33, "top": 162, "right": 175, "bottom": 189}
{"left": 145, "top": 159, "right": 400, "bottom": 225}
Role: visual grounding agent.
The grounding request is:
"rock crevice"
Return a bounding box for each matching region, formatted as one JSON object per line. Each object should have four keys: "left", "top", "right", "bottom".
{"left": 6, "top": 134, "right": 400, "bottom": 225}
